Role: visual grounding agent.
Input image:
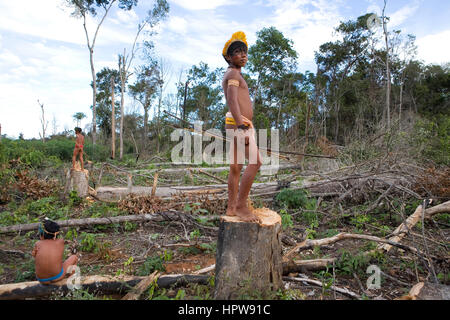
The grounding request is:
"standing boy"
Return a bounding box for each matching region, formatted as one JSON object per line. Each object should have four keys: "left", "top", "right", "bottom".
{"left": 222, "top": 31, "right": 262, "bottom": 223}
{"left": 72, "top": 127, "right": 85, "bottom": 171}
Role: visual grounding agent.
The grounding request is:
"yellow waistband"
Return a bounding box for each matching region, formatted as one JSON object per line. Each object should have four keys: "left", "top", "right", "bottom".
{"left": 225, "top": 112, "right": 254, "bottom": 128}
{"left": 225, "top": 117, "right": 237, "bottom": 125}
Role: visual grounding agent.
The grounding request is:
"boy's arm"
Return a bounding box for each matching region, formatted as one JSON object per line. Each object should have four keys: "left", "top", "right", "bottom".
{"left": 226, "top": 73, "right": 244, "bottom": 127}
{"left": 32, "top": 242, "right": 38, "bottom": 257}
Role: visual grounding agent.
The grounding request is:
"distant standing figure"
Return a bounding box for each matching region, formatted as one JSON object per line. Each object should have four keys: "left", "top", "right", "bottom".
{"left": 32, "top": 218, "right": 79, "bottom": 284}
{"left": 72, "top": 127, "right": 85, "bottom": 171}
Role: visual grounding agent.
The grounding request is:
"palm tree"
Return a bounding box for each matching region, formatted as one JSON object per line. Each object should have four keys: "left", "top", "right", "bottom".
{"left": 73, "top": 112, "right": 87, "bottom": 128}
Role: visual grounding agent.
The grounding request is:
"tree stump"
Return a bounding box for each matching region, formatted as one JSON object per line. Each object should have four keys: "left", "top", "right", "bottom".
{"left": 214, "top": 208, "right": 283, "bottom": 300}
{"left": 64, "top": 163, "right": 89, "bottom": 198}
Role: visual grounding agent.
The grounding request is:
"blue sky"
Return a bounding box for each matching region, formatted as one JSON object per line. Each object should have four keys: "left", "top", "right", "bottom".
{"left": 0, "top": 0, "right": 449, "bottom": 139}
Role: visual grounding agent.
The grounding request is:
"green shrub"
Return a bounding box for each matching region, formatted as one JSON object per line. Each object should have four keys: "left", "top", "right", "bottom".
{"left": 138, "top": 254, "right": 166, "bottom": 275}
{"left": 275, "top": 189, "right": 311, "bottom": 209}
{"left": 68, "top": 190, "right": 83, "bottom": 207}
{"left": 79, "top": 232, "right": 98, "bottom": 252}
{"left": 22, "top": 150, "right": 45, "bottom": 167}
{"left": 336, "top": 249, "right": 370, "bottom": 276}
{"left": 280, "top": 209, "right": 294, "bottom": 230}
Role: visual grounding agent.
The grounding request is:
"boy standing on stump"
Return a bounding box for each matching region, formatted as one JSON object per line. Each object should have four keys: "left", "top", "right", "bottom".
{"left": 222, "top": 31, "right": 262, "bottom": 223}
{"left": 72, "top": 127, "right": 85, "bottom": 171}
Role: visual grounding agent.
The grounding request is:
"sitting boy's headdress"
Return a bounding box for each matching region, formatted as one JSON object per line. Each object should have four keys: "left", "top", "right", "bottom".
{"left": 39, "top": 217, "right": 60, "bottom": 239}
{"left": 222, "top": 31, "right": 248, "bottom": 59}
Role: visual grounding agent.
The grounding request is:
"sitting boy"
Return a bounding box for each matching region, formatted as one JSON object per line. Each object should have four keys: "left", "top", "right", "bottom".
{"left": 32, "top": 218, "right": 78, "bottom": 284}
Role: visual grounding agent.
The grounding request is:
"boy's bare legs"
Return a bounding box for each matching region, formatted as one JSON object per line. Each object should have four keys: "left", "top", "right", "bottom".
{"left": 233, "top": 131, "right": 262, "bottom": 222}
{"left": 79, "top": 150, "right": 84, "bottom": 171}
{"left": 235, "top": 147, "right": 261, "bottom": 222}
{"left": 226, "top": 142, "right": 243, "bottom": 216}
{"left": 72, "top": 149, "right": 77, "bottom": 169}
{"left": 50, "top": 254, "right": 78, "bottom": 283}
{"left": 63, "top": 255, "right": 78, "bottom": 276}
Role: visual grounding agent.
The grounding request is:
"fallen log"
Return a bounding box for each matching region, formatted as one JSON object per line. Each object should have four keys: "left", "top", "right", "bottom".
{"left": 0, "top": 212, "right": 205, "bottom": 234}
{"left": 0, "top": 274, "right": 210, "bottom": 300}
{"left": 282, "top": 258, "right": 336, "bottom": 274}
{"left": 397, "top": 282, "right": 450, "bottom": 300}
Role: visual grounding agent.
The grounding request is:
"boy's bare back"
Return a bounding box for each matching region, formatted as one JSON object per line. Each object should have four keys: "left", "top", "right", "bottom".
{"left": 32, "top": 239, "right": 65, "bottom": 280}
{"left": 76, "top": 133, "right": 84, "bottom": 147}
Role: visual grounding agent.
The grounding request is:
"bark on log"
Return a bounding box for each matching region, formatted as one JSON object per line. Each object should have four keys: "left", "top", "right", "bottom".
{"left": 0, "top": 212, "right": 181, "bottom": 234}
{"left": 282, "top": 258, "right": 336, "bottom": 274}
{"left": 214, "top": 208, "right": 283, "bottom": 299}
{"left": 0, "top": 274, "right": 210, "bottom": 300}
{"left": 406, "top": 281, "right": 450, "bottom": 300}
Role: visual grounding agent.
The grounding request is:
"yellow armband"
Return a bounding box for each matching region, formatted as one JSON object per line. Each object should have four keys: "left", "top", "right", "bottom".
{"left": 227, "top": 79, "right": 239, "bottom": 87}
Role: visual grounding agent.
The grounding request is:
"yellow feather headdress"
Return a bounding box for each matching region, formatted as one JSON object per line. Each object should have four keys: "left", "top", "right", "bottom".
{"left": 222, "top": 31, "right": 248, "bottom": 57}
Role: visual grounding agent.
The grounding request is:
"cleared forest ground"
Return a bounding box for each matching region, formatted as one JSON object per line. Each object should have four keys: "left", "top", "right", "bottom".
{"left": 0, "top": 152, "right": 449, "bottom": 300}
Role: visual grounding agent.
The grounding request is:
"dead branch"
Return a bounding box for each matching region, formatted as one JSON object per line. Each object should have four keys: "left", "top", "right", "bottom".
{"left": 283, "top": 232, "right": 421, "bottom": 261}
{"left": 121, "top": 271, "right": 160, "bottom": 300}
{"left": 197, "top": 169, "right": 227, "bottom": 184}
{"left": 283, "top": 276, "right": 361, "bottom": 299}
{"left": 378, "top": 200, "right": 450, "bottom": 252}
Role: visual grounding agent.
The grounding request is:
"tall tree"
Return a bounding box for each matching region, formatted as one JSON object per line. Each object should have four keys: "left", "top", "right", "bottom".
{"left": 117, "top": 0, "right": 169, "bottom": 159}
{"left": 155, "top": 57, "right": 172, "bottom": 153}
{"left": 37, "top": 99, "right": 48, "bottom": 143}
{"left": 73, "top": 112, "right": 87, "bottom": 127}
{"left": 128, "top": 61, "right": 161, "bottom": 153}
{"left": 315, "top": 14, "right": 372, "bottom": 143}
{"left": 65, "top": 0, "right": 138, "bottom": 146}
{"left": 247, "top": 27, "right": 298, "bottom": 130}
{"left": 92, "top": 67, "right": 121, "bottom": 138}
{"left": 381, "top": 0, "right": 392, "bottom": 129}
{"left": 181, "top": 62, "right": 224, "bottom": 129}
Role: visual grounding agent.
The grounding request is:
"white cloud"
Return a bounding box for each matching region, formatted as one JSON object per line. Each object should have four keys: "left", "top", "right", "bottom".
{"left": 170, "top": 0, "right": 239, "bottom": 11}
{"left": 365, "top": 1, "right": 420, "bottom": 28}
{"left": 389, "top": 4, "right": 420, "bottom": 28}
{"left": 0, "top": 49, "right": 22, "bottom": 67}
{"left": 416, "top": 29, "right": 450, "bottom": 65}
{"left": 167, "top": 16, "right": 188, "bottom": 34}
{"left": 251, "top": 0, "right": 343, "bottom": 68}
{"left": 0, "top": 1, "right": 137, "bottom": 47}
{"left": 115, "top": 8, "right": 139, "bottom": 25}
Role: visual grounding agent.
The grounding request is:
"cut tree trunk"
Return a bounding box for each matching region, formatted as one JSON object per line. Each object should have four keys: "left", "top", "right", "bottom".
{"left": 0, "top": 274, "right": 209, "bottom": 300}
{"left": 65, "top": 167, "right": 89, "bottom": 198}
{"left": 214, "top": 208, "right": 283, "bottom": 300}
